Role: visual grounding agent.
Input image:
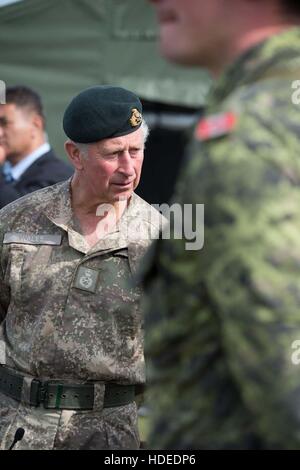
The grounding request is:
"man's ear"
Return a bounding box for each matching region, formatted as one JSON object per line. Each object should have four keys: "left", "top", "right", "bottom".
{"left": 64, "top": 141, "right": 84, "bottom": 170}
{"left": 31, "top": 113, "right": 44, "bottom": 132}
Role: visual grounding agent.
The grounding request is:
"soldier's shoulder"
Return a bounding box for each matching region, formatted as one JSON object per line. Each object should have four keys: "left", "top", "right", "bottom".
{"left": 229, "top": 81, "right": 295, "bottom": 118}
{"left": 195, "top": 79, "right": 300, "bottom": 151}
{"left": 184, "top": 74, "right": 300, "bottom": 200}
{"left": 0, "top": 181, "right": 67, "bottom": 229}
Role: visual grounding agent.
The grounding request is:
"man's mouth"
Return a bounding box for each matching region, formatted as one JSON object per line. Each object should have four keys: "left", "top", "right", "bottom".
{"left": 112, "top": 181, "right": 134, "bottom": 187}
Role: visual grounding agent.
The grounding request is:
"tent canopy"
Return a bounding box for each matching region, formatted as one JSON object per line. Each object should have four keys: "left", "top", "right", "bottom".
{"left": 0, "top": 0, "right": 211, "bottom": 157}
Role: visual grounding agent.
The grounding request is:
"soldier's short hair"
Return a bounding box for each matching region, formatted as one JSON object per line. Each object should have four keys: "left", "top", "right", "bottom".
{"left": 281, "top": 0, "right": 300, "bottom": 16}
{"left": 5, "top": 85, "right": 46, "bottom": 128}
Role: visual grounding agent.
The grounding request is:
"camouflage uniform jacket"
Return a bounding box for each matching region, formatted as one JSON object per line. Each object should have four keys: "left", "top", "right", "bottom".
{"left": 142, "top": 27, "right": 300, "bottom": 449}
{"left": 0, "top": 179, "right": 162, "bottom": 449}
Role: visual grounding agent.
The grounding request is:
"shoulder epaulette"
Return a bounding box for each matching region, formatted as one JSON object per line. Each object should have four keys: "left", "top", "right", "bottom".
{"left": 195, "top": 111, "right": 237, "bottom": 141}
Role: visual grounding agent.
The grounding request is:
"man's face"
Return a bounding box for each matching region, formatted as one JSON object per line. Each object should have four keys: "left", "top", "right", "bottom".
{"left": 80, "top": 127, "right": 145, "bottom": 204}
{"left": 149, "top": 0, "right": 229, "bottom": 67}
{"left": 0, "top": 103, "right": 35, "bottom": 162}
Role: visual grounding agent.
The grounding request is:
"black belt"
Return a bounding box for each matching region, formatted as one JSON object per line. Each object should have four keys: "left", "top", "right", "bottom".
{"left": 0, "top": 365, "right": 136, "bottom": 410}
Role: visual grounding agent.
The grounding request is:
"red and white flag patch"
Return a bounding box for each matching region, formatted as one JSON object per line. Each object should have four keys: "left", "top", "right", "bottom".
{"left": 195, "top": 111, "right": 237, "bottom": 141}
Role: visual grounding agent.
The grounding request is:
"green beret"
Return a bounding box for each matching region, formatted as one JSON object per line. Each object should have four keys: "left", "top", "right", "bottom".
{"left": 63, "top": 85, "right": 143, "bottom": 143}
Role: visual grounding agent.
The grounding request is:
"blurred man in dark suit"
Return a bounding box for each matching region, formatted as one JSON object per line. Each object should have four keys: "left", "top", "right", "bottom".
{"left": 0, "top": 86, "right": 73, "bottom": 209}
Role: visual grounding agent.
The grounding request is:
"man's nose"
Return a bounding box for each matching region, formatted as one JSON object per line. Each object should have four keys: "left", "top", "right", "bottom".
{"left": 118, "top": 152, "right": 135, "bottom": 176}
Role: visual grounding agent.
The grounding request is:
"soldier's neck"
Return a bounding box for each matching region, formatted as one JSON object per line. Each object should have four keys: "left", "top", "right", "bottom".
{"left": 210, "top": 24, "right": 296, "bottom": 78}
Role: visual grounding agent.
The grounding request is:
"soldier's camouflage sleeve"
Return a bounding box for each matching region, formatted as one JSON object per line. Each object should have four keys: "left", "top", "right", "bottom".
{"left": 143, "top": 85, "right": 300, "bottom": 449}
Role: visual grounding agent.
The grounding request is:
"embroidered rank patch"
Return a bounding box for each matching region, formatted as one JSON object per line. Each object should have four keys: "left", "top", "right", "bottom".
{"left": 74, "top": 266, "right": 99, "bottom": 293}
{"left": 3, "top": 232, "right": 62, "bottom": 246}
{"left": 195, "top": 112, "right": 237, "bottom": 141}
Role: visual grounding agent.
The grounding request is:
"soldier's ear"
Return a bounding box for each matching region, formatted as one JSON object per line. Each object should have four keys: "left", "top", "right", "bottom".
{"left": 31, "top": 112, "right": 44, "bottom": 132}
{"left": 64, "top": 140, "right": 84, "bottom": 170}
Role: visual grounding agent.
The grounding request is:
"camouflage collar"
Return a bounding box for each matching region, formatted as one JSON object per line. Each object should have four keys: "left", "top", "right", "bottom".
{"left": 86, "top": 193, "right": 144, "bottom": 256}
{"left": 208, "top": 26, "right": 300, "bottom": 109}
{"left": 43, "top": 178, "right": 73, "bottom": 231}
{"left": 43, "top": 179, "right": 146, "bottom": 255}
{"left": 43, "top": 178, "right": 90, "bottom": 254}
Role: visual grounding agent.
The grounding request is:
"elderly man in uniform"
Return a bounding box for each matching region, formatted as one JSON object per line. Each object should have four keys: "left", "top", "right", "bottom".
{"left": 0, "top": 85, "right": 162, "bottom": 450}
{"left": 142, "top": 0, "right": 300, "bottom": 449}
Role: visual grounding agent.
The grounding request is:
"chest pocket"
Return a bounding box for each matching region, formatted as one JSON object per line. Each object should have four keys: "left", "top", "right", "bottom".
{"left": 95, "top": 250, "right": 142, "bottom": 339}
{"left": 3, "top": 243, "right": 53, "bottom": 306}
{"left": 4, "top": 246, "right": 24, "bottom": 302}
{"left": 99, "top": 249, "right": 135, "bottom": 295}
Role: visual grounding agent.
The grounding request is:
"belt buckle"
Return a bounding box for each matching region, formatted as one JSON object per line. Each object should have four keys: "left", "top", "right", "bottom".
{"left": 29, "top": 378, "right": 43, "bottom": 407}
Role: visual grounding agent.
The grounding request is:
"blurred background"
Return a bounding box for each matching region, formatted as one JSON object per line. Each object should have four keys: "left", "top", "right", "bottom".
{"left": 0, "top": 0, "right": 211, "bottom": 204}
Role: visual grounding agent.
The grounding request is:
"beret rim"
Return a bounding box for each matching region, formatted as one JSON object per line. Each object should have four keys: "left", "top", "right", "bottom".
{"left": 69, "top": 121, "right": 143, "bottom": 144}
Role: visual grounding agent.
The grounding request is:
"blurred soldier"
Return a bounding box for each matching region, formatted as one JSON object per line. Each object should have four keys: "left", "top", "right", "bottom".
{"left": 0, "top": 86, "right": 163, "bottom": 449}
{"left": 142, "top": 0, "right": 300, "bottom": 449}
{"left": 0, "top": 86, "right": 72, "bottom": 209}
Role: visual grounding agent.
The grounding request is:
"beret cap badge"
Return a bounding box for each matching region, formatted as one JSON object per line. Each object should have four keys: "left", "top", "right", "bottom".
{"left": 130, "top": 108, "right": 142, "bottom": 127}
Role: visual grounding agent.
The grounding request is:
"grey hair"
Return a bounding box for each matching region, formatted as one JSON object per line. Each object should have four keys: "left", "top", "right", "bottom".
{"left": 73, "top": 119, "right": 150, "bottom": 159}
{"left": 74, "top": 142, "right": 89, "bottom": 159}
{"left": 141, "top": 119, "right": 150, "bottom": 143}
